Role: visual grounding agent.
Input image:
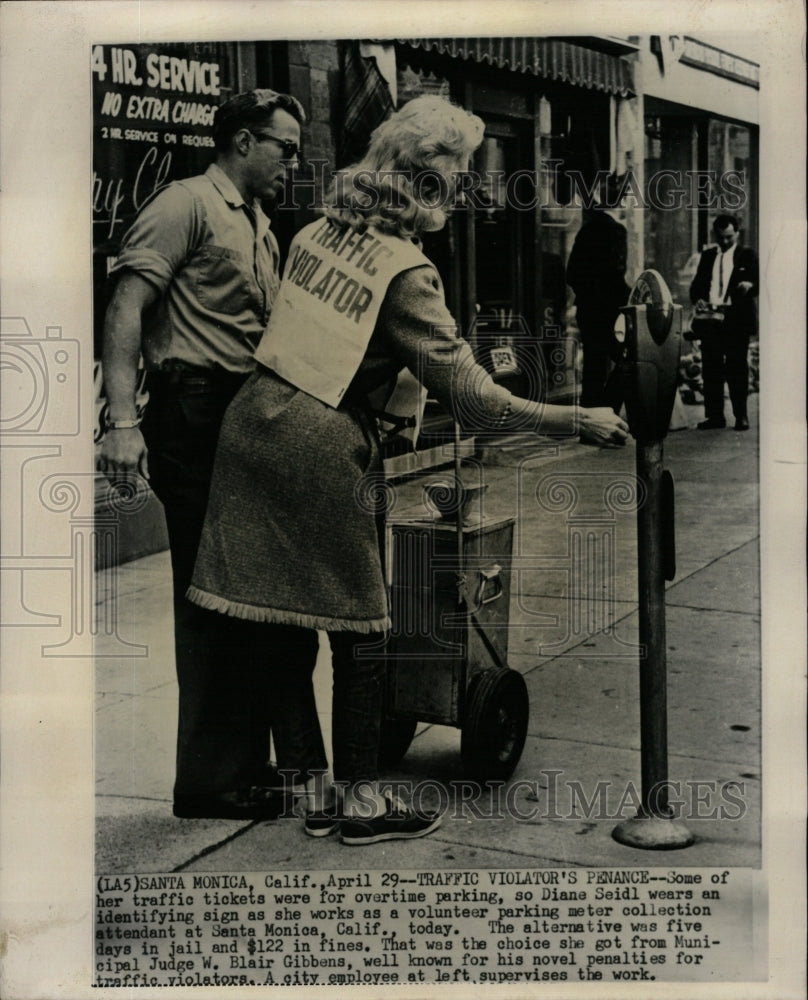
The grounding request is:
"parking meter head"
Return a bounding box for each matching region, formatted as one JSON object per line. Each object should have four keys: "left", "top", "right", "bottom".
{"left": 629, "top": 269, "right": 674, "bottom": 343}
{"left": 620, "top": 270, "right": 683, "bottom": 443}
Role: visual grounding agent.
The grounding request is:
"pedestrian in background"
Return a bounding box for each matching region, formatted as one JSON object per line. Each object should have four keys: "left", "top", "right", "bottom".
{"left": 689, "top": 214, "right": 758, "bottom": 430}
{"left": 566, "top": 192, "right": 631, "bottom": 409}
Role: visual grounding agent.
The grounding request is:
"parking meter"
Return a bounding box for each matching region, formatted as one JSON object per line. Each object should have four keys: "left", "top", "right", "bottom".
{"left": 617, "top": 269, "right": 683, "bottom": 443}
{"left": 611, "top": 269, "right": 693, "bottom": 850}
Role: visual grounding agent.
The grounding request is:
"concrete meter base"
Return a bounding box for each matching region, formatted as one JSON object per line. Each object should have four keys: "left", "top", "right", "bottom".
{"left": 612, "top": 814, "right": 695, "bottom": 850}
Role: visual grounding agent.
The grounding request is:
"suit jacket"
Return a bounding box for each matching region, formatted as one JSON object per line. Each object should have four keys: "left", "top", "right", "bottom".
{"left": 690, "top": 243, "right": 759, "bottom": 337}
{"left": 567, "top": 212, "right": 631, "bottom": 326}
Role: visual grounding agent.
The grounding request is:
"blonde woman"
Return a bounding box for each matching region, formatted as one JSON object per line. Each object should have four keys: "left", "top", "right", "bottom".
{"left": 188, "top": 95, "right": 628, "bottom": 845}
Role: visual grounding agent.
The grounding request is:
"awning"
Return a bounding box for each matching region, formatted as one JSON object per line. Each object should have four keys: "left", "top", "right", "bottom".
{"left": 399, "top": 37, "right": 635, "bottom": 97}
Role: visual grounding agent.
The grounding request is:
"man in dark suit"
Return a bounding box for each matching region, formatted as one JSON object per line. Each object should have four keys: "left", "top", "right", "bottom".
{"left": 689, "top": 215, "right": 758, "bottom": 430}
{"left": 567, "top": 204, "right": 631, "bottom": 408}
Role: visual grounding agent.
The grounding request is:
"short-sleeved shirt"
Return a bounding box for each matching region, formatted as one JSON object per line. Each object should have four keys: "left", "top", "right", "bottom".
{"left": 110, "top": 163, "right": 280, "bottom": 373}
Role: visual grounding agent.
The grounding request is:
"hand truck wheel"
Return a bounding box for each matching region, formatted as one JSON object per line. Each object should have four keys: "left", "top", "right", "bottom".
{"left": 461, "top": 667, "right": 529, "bottom": 782}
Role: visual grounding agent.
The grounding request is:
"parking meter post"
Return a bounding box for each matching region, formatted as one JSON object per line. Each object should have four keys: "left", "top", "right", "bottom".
{"left": 612, "top": 440, "right": 693, "bottom": 848}
{"left": 611, "top": 271, "right": 694, "bottom": 850}
{"left": 636, "top": 442, "right": 668, "bottom": 803}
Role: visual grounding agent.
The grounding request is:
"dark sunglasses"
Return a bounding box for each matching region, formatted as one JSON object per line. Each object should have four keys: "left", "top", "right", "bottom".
{"left": 249, "top": 131, "right": 300, "bottom": 158}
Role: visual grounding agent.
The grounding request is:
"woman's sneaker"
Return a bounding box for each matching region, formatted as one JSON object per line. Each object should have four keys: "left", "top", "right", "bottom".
{"left": 304, "top": 808, "right": 341, "bottom": 838}
{"left": 303, "top": 786, "right": 341, "bottom": 837}
{"left": 340, "top": 795, "right": 442, "bottom": 845}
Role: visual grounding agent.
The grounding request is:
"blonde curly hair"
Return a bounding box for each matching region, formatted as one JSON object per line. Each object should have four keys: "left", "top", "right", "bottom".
{"left": 323, "top": 95, "right": 484, "bottom": 239}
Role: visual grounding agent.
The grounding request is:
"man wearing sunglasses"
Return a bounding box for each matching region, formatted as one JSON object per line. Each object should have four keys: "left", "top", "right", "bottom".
{"left": 98, "top": 89, "right": 317, "bottom": 820}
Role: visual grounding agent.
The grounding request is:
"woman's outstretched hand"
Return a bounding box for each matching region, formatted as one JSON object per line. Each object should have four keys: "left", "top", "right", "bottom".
{"left": 579, "top": 407, "right": 631, "bottom": 448}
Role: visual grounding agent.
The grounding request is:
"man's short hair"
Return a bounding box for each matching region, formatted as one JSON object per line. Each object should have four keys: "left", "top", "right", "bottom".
{"left": 713, "top": 214, "right": 739, "bottom": 233}
{"left": 213, "top": 89, "right": 306, "bottom": 152}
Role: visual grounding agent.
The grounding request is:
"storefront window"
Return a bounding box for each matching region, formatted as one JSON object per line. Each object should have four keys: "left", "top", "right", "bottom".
{"left": 707, "top": 119, "right": 754, "bottom": 243}
{"left": 92, "top": 41, "right": 240, "bottom": 358}
{"left": 473, "top": 133, "right": 514, "bottom": 315}
{"left": 643, "top": 104, "right": 757, "bottom": 313}
{"left": 538, "top": 94, "right": 582, "bottom": 289}
{"left": 643, "top": 112, "right": 699, "bottom": 306}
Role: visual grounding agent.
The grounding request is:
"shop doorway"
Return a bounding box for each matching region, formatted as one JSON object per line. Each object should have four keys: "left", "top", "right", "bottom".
{"left": 467, "top": 116, "right": 540, "bottom": 400}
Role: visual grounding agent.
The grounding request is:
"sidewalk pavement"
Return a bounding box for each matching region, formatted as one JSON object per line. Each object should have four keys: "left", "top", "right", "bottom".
{"left": 95, "top": 394, "right": 760, "bottom": 874}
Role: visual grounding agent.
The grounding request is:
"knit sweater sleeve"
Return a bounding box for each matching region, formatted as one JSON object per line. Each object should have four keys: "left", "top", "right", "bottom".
{"left": 376, "top": 264, "right": 516, "bottom": 434}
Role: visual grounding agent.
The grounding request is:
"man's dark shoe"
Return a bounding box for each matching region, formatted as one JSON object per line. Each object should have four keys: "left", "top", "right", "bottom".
{"left": 734, "top": 417, "right": 750, "bottom": 431}
{"left": 260, "top": 762, "right": 307, "bottom": 794}
{"left": 697, "top": 419, "right": 726, "bottom": 430}
{"left": 261, "top": 762, "right": 286, "bottom": 791}
{"left": 173, "top": 787, "right": 287, "bottom": 820}
{"left": 340, "top": 795, "right": 442, "bottom": 845}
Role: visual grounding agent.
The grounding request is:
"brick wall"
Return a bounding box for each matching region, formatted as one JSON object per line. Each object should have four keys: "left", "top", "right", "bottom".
{"left": 288, "top": 41, "right": 340, "bottom": 213}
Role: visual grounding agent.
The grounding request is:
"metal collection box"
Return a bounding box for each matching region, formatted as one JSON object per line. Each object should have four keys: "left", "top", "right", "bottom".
{"left": 382, "top": 513, "right": 529, "bottom": 781}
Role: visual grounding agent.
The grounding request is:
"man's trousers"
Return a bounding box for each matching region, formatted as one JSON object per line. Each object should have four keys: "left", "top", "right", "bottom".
{"left": 141, "top": 367, "right": 319, "bottom": 798}
{"left": 700, "top": 328, "right": 750, "bottom": 424}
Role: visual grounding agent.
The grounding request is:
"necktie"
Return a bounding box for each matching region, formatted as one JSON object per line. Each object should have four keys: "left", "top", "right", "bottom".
{"left": 718, "top": 252, "right": 725, "bottom": 299}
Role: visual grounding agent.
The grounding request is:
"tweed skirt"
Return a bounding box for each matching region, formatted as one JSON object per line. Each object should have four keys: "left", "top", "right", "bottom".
{"left": 188, "top": 368, "right": 390, "bottom": 632}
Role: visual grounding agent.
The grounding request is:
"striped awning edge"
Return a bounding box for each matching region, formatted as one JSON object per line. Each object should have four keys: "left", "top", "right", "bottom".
{"left": 399, "top": 37, "right": 635, "bottom": 97}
